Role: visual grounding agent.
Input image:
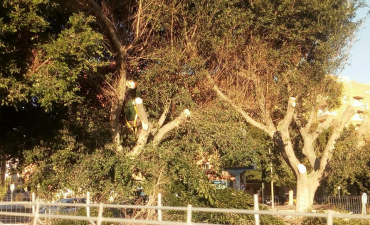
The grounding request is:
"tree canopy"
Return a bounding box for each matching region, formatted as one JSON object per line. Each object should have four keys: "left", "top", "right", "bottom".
{"left": 0, "top": 0, "right": 369, "bottom": 218}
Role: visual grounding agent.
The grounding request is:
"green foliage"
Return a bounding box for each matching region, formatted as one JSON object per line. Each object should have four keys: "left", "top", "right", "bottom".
{"left": 323, "top": 125, "right": 370, "bottom": 195}
{"left": 1, "top": 0, "right": 368, "bottom": 221}
{"left": 0, "top": 178, "right": 10, "bottom": 200}
{"left": 51, "top": 207, "right": 118, "bottom": 225}
{"left": 164, "top": 187, "right": 284, "bottom": 225}
{"left": 302, "top": 216, "right": 370, "bottom": 225}
{"left": 0, "top": 0, "right": 50, "bottom": 106}
{"left": 29, "top": 13, "right": 110, "bottom": 111}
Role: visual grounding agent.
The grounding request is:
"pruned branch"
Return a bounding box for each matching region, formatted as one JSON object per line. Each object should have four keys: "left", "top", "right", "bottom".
{"left": 127, "top": 108, "right": 191, "bottom": 157}
{"left": 272, "top": 96, "right": 303, "bottom": 174}
{"left": 301, "top": 108, "right": 317, "bottom": 135}
{"left": 299, "top": 108, "right": 333, "bottom": 168}
{"left": 312, "top": 117, "right": 334, "bottom": 141}
{"left": 153, "top": 109, "right": 191, "bottom": 146}
{"left": 127, "top": 125, "right": 151, "bottom": 158}
{"left": 150, "top": 102, "right": 170, "bottom": 137}
{"left": 158, "top": 101, "right": 171, "bottom": 128}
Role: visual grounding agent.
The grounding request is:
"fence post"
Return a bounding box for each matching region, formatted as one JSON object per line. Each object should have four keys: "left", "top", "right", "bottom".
{"left": 187, "top": 205, "right": 192, "bottom": 225}
{"left": 87, "top": 192, "right": 90, "bottom": 217}
{"left": 327, "top": 210, "right": 333, "bottom": 225}
{"left": 86, "top": 192, "right": 96, "bottom": 225}
{"left": 97, "top": 203, "right": 104, "bottom": 225}
{"left": 32, "top": 192, "right": 36, "bottom": 214}
{"left": 33, "top": 201, "right": 40, "bottom": 225}
{"left": 254, "top": 194, "right": 260, "bottom": 225}
{"left": 362, "top": 193, "right": 367, "bottom": 215}
{"left": 158, "top": 193, "right": 162, "bottom": 222}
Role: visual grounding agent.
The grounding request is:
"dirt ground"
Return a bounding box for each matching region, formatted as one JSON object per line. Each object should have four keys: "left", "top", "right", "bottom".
{"left": 263, "top": 204, "right": 334, "bottom": 225}
{"left": 265, "top": 203, "right": 329, "bottom": 211}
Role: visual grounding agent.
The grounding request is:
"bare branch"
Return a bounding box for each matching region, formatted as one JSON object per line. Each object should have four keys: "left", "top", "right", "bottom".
{"left": 88, "top": 0, "right": 125, "bottom": 61}
{"left": 206, "top": 73, "right": 275, "bottom": 136}
{"left": 135, "top": 0, "right": 142, "bottom": 38}
{"left": 278, "top": 97, "right": 296, "bottom": 131}
{"left": 127, "top": 125, "right": 151, "bottom": 158}
{"left": 250, "top": 73, "right": 274, "bottom": 126}
{"left": 153, "top": 109, "right": 191, "bottom": 146}
{"left": 158, "top": 101, "right": 171, "bottom": 128}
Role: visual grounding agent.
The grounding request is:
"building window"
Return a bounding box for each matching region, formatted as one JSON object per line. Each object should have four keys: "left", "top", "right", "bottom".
{"left": 353, "top": 97, "right": 364, "bottom": 107}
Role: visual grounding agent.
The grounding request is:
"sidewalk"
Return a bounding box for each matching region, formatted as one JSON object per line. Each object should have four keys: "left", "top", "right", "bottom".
{"left": 264, "top": 204, "right": 329, "bottom": 211}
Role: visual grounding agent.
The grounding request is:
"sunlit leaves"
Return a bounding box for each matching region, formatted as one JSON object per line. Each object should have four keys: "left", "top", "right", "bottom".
{"left": 29, "top": 13, "right": 110, "bottom": 111}
{"left": 324, "top": 125, "right": 370, "bottom": 195}
{"left": 0, "top": 0, "right": 50, "bottom": 106}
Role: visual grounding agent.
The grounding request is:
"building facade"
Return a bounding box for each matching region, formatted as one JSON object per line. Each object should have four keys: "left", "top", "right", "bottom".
{"left": 318, "top": 77, "right": 370, "bottom": 133}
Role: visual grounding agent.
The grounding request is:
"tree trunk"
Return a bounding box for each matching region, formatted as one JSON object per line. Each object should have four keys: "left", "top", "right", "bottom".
{"left": 0, "top": 156, "right": 5, "bottom": 185}
{"left": 88, "top": 0, "right": 128, "bottom": 153}
{"left": 295, "top": 173, "right": 320, "bottom": 211}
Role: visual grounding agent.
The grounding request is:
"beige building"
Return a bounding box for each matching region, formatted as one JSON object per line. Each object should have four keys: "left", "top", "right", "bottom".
{"left": 317, "top": 77, "right": 370, "bottom": 131}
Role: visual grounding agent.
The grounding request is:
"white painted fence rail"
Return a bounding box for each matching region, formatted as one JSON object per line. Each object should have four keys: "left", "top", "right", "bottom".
{"left": 1, "top": 194, "right": 370, "bottom": 225}
{"left": 1, "top": 202, "right": 370, "bottom": 225}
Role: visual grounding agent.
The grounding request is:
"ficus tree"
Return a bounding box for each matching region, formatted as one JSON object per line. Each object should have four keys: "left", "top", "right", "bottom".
{"left": 12, "top": 0, "right": 223, "bottom": 211}
{"left": 28, "top": 0, "right": 195, "bottom": 156}
{"left": 130, "top": 0, "right": 368, "bottom": 212}
{"left": 19, "top": 0, "right": 197, "bottom": 196}
{"left": 0, "top": 0, "right": 67, "bottom": 183}
{"left": 194, "top": 0, "right": 368, "bottom": 211}
{"left": 3, "top": 0, "right": 369, "bottom": 217}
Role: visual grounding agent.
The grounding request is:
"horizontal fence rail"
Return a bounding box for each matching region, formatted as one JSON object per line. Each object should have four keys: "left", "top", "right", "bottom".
{"left": 1, "top": 194, "right": 370, "bottom": 224}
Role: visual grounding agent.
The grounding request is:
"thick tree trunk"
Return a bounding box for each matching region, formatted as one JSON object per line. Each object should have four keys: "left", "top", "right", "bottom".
{"left": 88, "top": 0, "right": 128, "bottom": 152}
{"left": 109, "top": 66, "right": 127, "bottom": 152}
{"left": 295, "top": 173, "right": 320, "bottom": 211}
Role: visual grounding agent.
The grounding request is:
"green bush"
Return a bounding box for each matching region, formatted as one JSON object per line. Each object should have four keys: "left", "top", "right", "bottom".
{"left": 164, "top": 188, "right": 284, "bottom": 225}
{"left": 302, "top": 216, "right": 370, "bottom": 225}
{"left": 51, "top": 207, "right": 119, "bottom": 225}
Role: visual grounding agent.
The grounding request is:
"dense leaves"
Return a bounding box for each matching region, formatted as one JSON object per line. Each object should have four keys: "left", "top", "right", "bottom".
{"left": 324, "top": 126, "right": 370, "bottom": 196}
{"left": 0, "top": 0, "right": 368, "bottom": 220}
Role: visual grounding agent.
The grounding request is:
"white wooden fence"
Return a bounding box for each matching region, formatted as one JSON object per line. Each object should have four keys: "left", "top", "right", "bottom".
{"left": 0, "top": 194, "right": 370, "bottom": 225}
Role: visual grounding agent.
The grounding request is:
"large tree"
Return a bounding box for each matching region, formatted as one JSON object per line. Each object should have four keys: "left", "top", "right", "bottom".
{"left": 3, "top": 0, "right": 369, "bottom": 215}
{"left": 17, "top": 0, "right": 209, "bottom": 207}
{"left": 194, "top": 0, "right": 367, "bottom": 211}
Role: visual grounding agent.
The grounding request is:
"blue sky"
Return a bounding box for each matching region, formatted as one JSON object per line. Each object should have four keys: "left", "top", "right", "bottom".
{"left": 339, "top": 6, "right": 370, "bottom": 84}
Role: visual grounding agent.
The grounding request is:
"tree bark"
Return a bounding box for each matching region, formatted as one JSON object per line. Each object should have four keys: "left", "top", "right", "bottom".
{"left": 127, "top": 109, "right": 191, "bottom": 158}
{"left": 153, "top": 109, "right": 191, "bottom": 146}
{"left": 127, "top": 124, "right": 151, "bottom": 158}
{"left": 295, "top": 172, "right": 320, "bottom": 212}
{"left": 88, "top": 0, "right": 127, "bottom": 153}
